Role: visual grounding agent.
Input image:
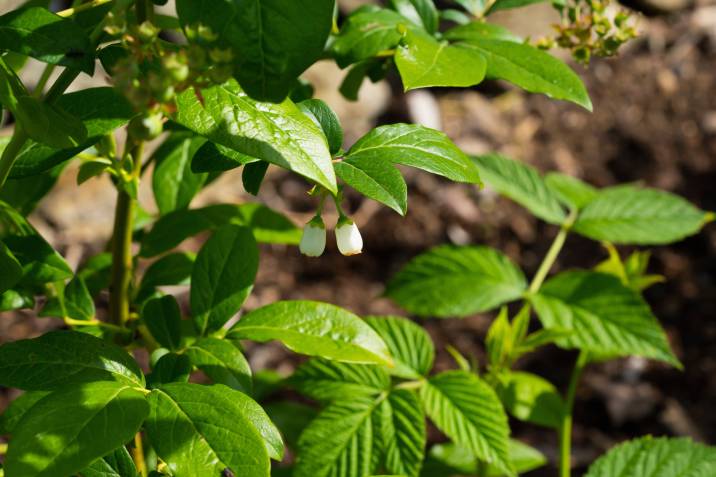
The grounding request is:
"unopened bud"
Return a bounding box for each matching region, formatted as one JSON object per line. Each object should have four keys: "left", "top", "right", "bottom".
{"left": 128, "top": 112, "right": 163, "bottom": 140}
{"left": 299, "top": 217, "right": 326, "bottom": 257}
{"left": 335, "top": 217, "right": 363, "bottom": 256}
{"left": 137, "top": 21, "right": 159, "bottom": 43}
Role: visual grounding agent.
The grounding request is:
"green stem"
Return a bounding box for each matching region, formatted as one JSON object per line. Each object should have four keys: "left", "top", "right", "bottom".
{"left": 33, "top": 64, "right": 56, "bottom": 98}
{"left": 109, "top": 141, "right": 144, "bottom": 326}
{"left": 44, "top": 68, "right": 80, "bottom": 103}
{"left": 133, "top": 433, "right": 148, "bottom": 477}
{"left": 0, "top": 128, "right": 28, "bottom": 190}
{"left": 135, "top": 0, "right": 148, "bottom": 23}
{"left": 527, "top": 210, "right": 577, "bottom": 294}
{"left": 64, "top": 317, "right": 126, "bottom": 333}
{"left": 559, "top": 350, "right": 589, "bottom": 477}
{"left": 57, "top": 0, "right": 113, "bottom": 17}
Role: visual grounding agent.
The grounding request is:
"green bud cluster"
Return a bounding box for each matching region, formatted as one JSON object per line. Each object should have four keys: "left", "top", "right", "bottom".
{"left": 181, "top": 22, "right": 235, "bottom": 87}
{"left": 537, "top": 0, "right": 638, "bottom": 64}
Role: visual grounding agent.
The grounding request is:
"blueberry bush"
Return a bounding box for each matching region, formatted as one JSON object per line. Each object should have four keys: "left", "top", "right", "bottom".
{"left": 0, "top": 0, "right": 713, "bottom": 476}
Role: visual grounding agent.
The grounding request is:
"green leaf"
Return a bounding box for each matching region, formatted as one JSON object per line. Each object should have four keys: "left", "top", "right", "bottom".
{"left": 145, "top": 383, "right": 273, "bottom": 476}
{"left": 486, "top": 307, "right": 513, "bottom": 368}
{"left": 191, "top": 225, "right": 258, "bottom": 334}
{"left": 4, "top": 381, "right": 148, "bottom": 477}
{"left": 332, "top": 7, "right": 406, "bottom": 67}
{"left": 229, "top": 300, "right": 393, "bottom": 365}
{"left": 339, "top": 60, "right": 372, "bottom": 101}
{"left": 444, "top": 21, "right": 522, "bottom": 43}
{"left": 242, "top": 160, "right": 268, "bottom": 195}
{"left": 298, "top": 99, "right": 344, "bottom": 156}
{"left": 572, "top": 186, "right": 712, "bottom": 245}
{"left": 530, "top": 271, "right": 680, "bottom": 367}
{"left": 420, "top": 370, "right": 512, "bottom": 475}
{"left": 40, "top": 276, "right": 95, "bottom": 321}
{"left": 386, "top": 245, "right": 526, "bottom": 317}
{"left": 0, "top": 161, "right": 64, "bottom": 215}
{"left": 77, "top": 158, "right": 112, "bottom": 185}
{"left": 544, "top": 172, "right": 599, "bottom": 211}
{"left": 335, "top": 155, "right": 408, "bottom": 215}
{"left": 81, "top": 447, "right": 138, "bottom": 477}
{"left": 488, "top": 0, "right": 547, "bottom": 13}
{"left": 424, "top": 439, "right": 546, "bottom": 477}
{"left": 0, "top": 56, "right": 27, "bottom": 114}
{"left": 453, "top": 0, "right": 486, "bottom": 15}
{"left": 495, "top": 371, "right": 565, "bottom": 428}
{"left": 347, "top": 123, "right": 480, "bottom": 184}
{"left": 596, "top": 246, "right": 664, "bottom": 292}
{"left": 365, "top": 316, "right": 434, "bottom": 378}
{"left": 176, "top": 0, "right": 334, "bottom": 102}
{"left": 585, "top": 436, "right": 716, "bottom": 477}
{"left": 148, "top": 352, "right": 191, "bottom": 387}
{"left": 295, "top": 394, "right": 382, "bottom": 477}
{"left": 2, "top": 235, "right": 72, "bottom": 285}
{"left": 395, "top": 29, "right": 486, "bottom": 91}
{"left": 185, "top": 337, "right": 252, "bottom": 394}
{"left": 440, "top": 8, "right": 472, "bottom": 25}
{"left": 190, "top": 140, "right": 257, "bottom": 173}
{"left": 0, "top": 202, "right": 73, "bottom": 285}
{"left": 10, "top": 87, "right": 134, "bottom": 178}
{"left": 0, "top": 288, "right": 34, "bottom": 311}
{"left": 377, "top": 389, "right": 426, "bottom": 477}
{"left": 140, "top": 203, "right": 300, "bottom": 257}
{"left": 264, "top": 401, "right": 317, "bottom": 449}
{"left": 454, "top": 38, "right": 592, "bottom": 110}
{"left": 290, "top": 358, "right": 390, "bottom": 402}
{"left": 389, "top": 0, "right": 439, "bottom": 33}
{"left": 137, "top": 252, "right": 194, "bottom": 302}
{"left": 0, "top": 239, "right": 22, "bottom": 294}
{"left": 472, "top": 154, "right": 567, "bottom": 224}
{"left": 0, "top": 390, "right": 50, "bottom": 435}
{"left": 15, "top": 95, "right": 88, "bottom": 149}
{"left": 77, "top": 252, "right": 112, "bottom": 297}
{"left": 0, "top": 330, "right": 145, "bottom": 390}
{"left": 152, "top": 133, "right": 208, "bottom": 215}
{"left": 142, "top": 295, "right": 183, "bottom": 351}
{"left": 174, "top": 81, "right": 337, "bottom": 193}
{"left": 0, "top": 7, "right": 94, "bottom": 73}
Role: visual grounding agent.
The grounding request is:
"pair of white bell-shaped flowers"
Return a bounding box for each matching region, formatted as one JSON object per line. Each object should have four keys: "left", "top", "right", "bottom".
{"left": 300, "top": 215, "right": 363, "bottom": 257}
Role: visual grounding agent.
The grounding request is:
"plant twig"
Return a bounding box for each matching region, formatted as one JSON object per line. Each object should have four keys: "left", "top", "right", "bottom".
{"left": 56, "top": 0, "right": 113, "bottom": 18}
{"left": 32, "top": 64, "right": 56, "bottom": 98}
{"left": 109, "top": 140, "right": 144, "bottom": 326}
{"left": 63, "top": 316, "right": 127, "bottom": 333}
{"left": 559, "top": 350, "right": 589, "bottom": 477}
{"left": 133, "top": 432, "right": 148, "bottom": 477}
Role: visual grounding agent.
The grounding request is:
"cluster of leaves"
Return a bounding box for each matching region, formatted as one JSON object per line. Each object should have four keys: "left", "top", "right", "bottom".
{"left": 0, "top": 1, "right": 713, "bottom": 477}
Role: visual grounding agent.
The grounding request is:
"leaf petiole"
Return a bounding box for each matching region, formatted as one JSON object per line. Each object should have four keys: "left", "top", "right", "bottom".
{"left": 527, "top": 209, "right": 577, "bottom": 294}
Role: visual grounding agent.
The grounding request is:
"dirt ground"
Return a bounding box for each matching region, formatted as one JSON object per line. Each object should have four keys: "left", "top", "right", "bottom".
{"left": 1, "top": 2, "right": 716, "bottom": 476}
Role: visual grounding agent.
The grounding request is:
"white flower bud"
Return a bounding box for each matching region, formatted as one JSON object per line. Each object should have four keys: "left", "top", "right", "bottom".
{"left": 299, "top": 217, "right": 326, "bottom": 257}
{"left": 335, "top": 218, "right": 363, "bottom": 256}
